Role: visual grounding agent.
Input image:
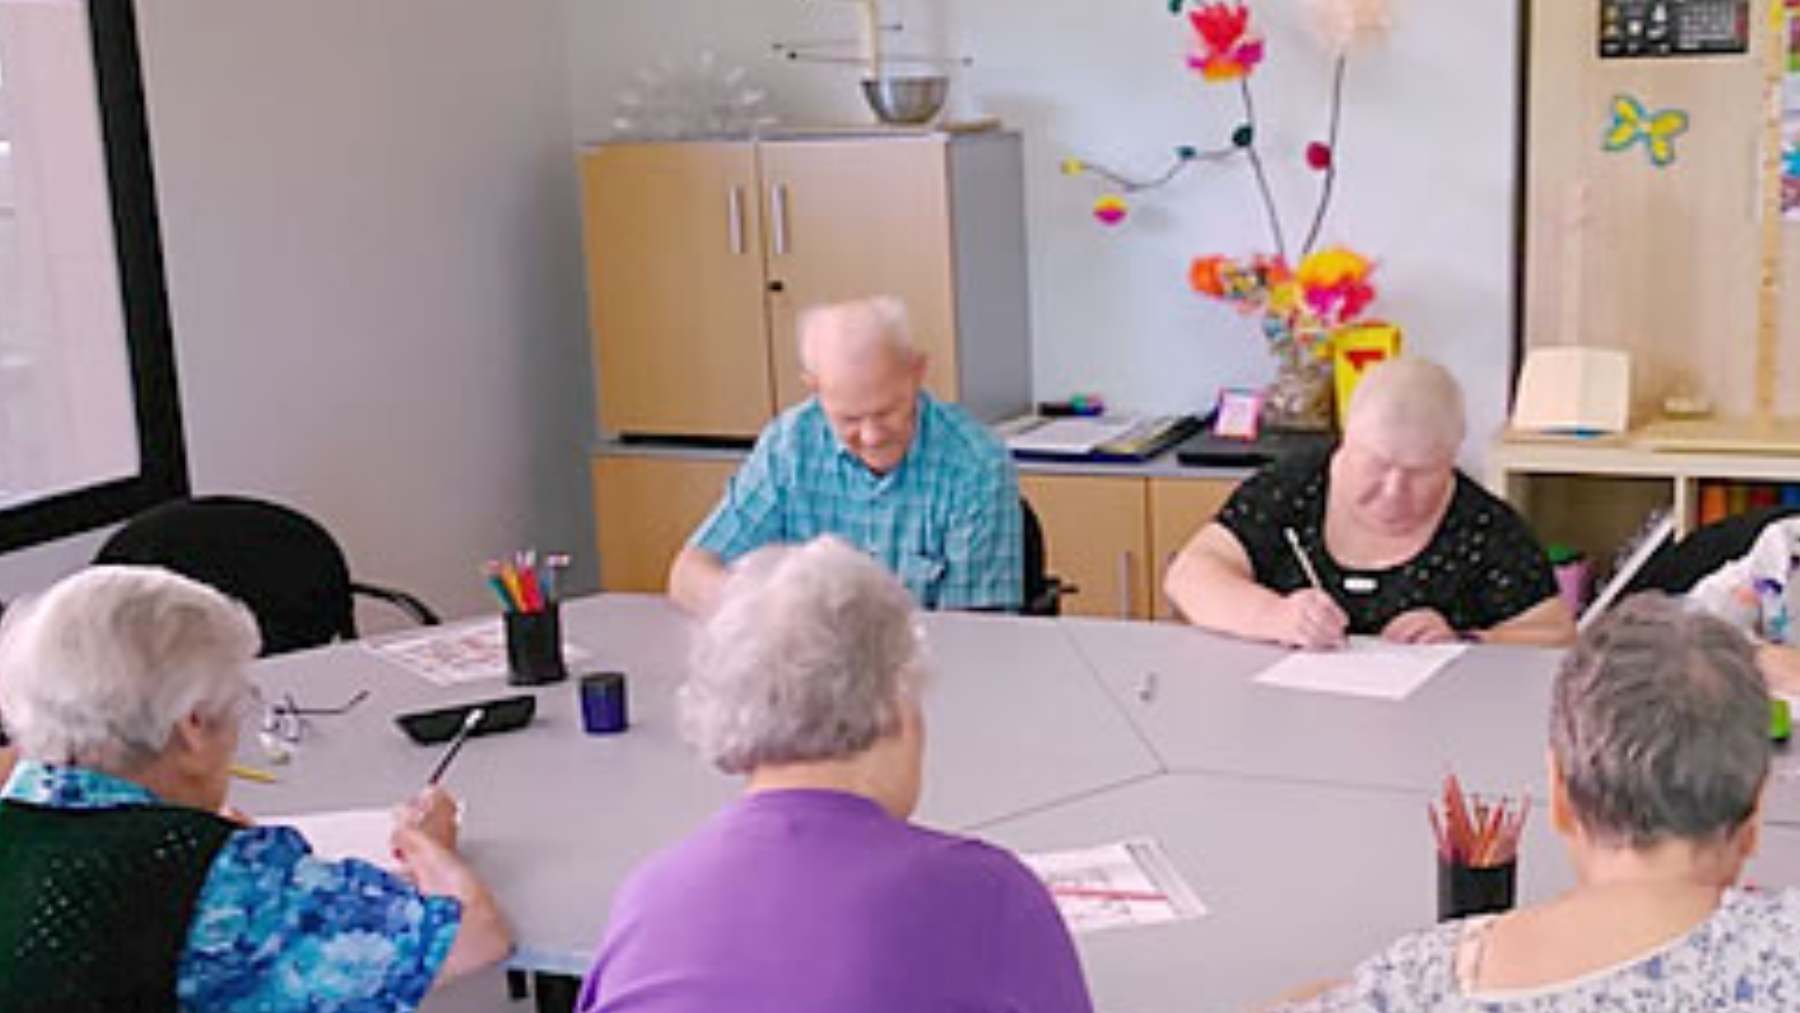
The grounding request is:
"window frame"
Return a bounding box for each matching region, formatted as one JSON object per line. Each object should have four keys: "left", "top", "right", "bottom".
{"left": 0, "top": 0, "right": 187, "bottom": 553}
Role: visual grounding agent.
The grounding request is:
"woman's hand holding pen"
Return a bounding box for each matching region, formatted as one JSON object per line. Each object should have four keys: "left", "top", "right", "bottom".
{"left": 395, "top": 784, "right": 460, "bottom": 851}
{"left": 1274, "top": 588, "right": 1349, "bottom": 650}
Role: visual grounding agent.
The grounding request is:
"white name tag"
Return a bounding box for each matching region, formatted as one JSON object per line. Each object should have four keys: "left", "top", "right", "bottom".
{"left": 1343, "top": 576, "right": 1378, "bottom": 595}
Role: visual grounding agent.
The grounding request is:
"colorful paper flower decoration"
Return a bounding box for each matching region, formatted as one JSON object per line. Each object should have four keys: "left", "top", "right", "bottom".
{"left": 1295, "top": 247, "right": 1375, "bottom": 326}
{"left": 1190, "top": 248, "right": 1376, "bottom": 358}
{"left": 1188, "top": 3, "right": 1265, "bottom": 82}
{"left": 1602, "top": 94, "right": 1688, "bottom": 168}
{"left": 1093, "top": 194, "right": 1130, "bottom": 226}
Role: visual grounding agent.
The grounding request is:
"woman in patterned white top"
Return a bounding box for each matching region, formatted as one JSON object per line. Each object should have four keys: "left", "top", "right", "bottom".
{"left": 1270, "top": 593, "right": 1800, "bottom": 1011}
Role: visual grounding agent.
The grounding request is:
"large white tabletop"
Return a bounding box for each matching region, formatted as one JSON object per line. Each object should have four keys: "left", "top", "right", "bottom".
{"left": 232, "top": 596, "right": 1800, "bottom": 1004}
{"left": 1059, "top": 617, "right": 1800, "bottom": 825}
{"left": 236, "top": 596, "right": 1160, "bottom": 975}
{"left": 981, "top": 772, "right": 1800, "bottom": 1012}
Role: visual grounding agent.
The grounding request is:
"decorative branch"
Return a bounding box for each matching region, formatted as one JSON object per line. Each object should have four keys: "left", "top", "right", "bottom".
{"left": 1300, "top": 55, "right": 1348, "bottom": 257}
{"left": 1236, "top": 77, "right": 1288, "bottom": 263}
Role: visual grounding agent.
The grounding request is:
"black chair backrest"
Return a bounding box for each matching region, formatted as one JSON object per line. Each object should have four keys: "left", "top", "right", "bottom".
{"left": 1021, "top": 495, "right": 1056, "bottom": 617}
{"left": 94, "top": 496, "right": 356, "bottom": 656}
{"left": 1625, "top": 505, "right": 1800, "bottom": 596}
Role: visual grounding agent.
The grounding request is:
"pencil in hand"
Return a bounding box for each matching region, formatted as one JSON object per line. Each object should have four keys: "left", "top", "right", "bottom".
{"left": 426, "top": 708, "right": 484, "bottom": 787}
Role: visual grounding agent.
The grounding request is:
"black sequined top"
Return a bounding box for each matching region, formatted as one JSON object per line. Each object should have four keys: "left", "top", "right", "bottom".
{"left": 1215, "top": 448, "right": 1558, "bottom": 635}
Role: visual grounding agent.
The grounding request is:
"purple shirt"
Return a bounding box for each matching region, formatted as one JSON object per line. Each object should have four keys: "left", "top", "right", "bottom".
{"left": 577, "top": 789, "right": 1094, "bottom": 1013}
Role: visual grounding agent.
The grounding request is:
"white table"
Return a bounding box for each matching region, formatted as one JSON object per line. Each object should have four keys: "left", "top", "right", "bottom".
{"left": 1060, "top": 617, "right": 1800, "bottom": 826}
{"left": 235, "top": 595, "right": 1800, "bottom": 1006}
{"left": 237, "top": 596, "right": 1160, "bottom": 975}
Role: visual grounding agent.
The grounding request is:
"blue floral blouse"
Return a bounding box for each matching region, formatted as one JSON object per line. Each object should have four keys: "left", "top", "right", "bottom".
{"left": 2, "top": 761, "right": 462, "bottom": 1012}
{"left": 1277, "top": 887, "right": 1800, "bottom": 1011}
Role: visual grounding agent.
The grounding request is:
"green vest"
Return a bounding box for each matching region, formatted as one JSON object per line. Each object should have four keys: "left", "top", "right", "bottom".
{"left": 0, "top": 800, "right": 235, "bottom": 1012}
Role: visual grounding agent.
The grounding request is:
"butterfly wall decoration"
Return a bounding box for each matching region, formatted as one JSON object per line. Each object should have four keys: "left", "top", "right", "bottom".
{"left": 1603, "top": 94, "right": 1690, "bottom": 168}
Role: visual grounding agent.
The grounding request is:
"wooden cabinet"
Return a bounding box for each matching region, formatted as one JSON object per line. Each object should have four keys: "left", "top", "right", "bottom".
{"left": 1020, "top": 473, "right": 1240, "bottom": 622}
{"left": 592, "top": 455, "right": 738, "bottom": 593}
{"left": 580, "top": 132, "right": 1031, "bottom": 440}
{"left": 1020, "top": 475, "right": 1151, "bottom": 620}
{"left": 1148, "top": 478, "right": 1237, "bottom": 620}
{"left": 580, "top": 144, "right": 773, "bottom": 438}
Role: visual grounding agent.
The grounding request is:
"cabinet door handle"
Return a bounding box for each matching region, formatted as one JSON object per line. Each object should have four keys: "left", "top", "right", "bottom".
{"left": 727, "top": 186, "right": 745, "bottom": 255}
{"left": 770, "top": 183, "right": 790, "bottom": 256}
{"left": 1116, "top": 551, "right": 1136, "bottom": 619}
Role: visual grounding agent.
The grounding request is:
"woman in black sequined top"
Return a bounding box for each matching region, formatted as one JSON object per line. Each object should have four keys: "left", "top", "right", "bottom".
{"left": 1165, "top": 359, "right": 1574, "bottom": 650}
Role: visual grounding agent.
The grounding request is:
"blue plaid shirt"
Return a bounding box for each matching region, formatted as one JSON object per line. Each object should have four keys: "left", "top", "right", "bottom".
{"left": 693, "top": 393, "right": 1023, "bottom": 610}
{"left": 2, "top": 761, "right": 461, "bottom": 1012}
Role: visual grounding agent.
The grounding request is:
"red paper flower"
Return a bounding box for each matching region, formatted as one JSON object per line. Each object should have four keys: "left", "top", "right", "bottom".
{"left": 1187, "top": 3, "right": 1265, "bottom": 82}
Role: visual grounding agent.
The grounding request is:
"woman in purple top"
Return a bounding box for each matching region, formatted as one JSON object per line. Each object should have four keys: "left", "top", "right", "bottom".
{"left": 577, "top": 536, "right": 1094, "bottom": 1013}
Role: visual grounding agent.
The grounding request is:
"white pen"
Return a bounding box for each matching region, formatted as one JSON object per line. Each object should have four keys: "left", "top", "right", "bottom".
{"left": 1283, "top": 527, "right": 1326, "bottom": 592}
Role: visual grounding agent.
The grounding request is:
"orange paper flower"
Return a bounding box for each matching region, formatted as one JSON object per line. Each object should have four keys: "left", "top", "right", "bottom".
{"left": 1189, "top": 255, "right": 1229, "bottom": 296}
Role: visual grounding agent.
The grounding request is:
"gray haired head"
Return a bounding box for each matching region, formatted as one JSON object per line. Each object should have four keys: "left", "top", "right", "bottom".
{"left": 1550, "top": 593, "right": 1770, "bottom": 848}
{"left": 679, "top": 536, "right": 926, "bottom": 775}
{"left": 0, "top": 565, "right": 260, "bottom": 772}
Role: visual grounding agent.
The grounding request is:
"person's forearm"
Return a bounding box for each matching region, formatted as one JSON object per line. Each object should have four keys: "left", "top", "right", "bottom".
{"left": 1477, "top": 599, "right": 1576, "bottom": 647}
{"left": 667, "top": 546, "right": 729, "bottom": 615}
{"left": 1165, "top": 551, "right": 1292, "bottom": 644}
{"left": 1760, "top": 643, "right": 1800, "bottom": 693}
{"left": 434, "top": 874, "right": 512, "bottom": 982}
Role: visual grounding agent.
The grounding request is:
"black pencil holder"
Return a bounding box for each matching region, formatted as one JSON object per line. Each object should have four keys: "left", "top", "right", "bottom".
{"left": 505, "top": 606, "right": 568, "bottom": 686}
{"left": 1437, "top": 857, "right": 1516, "bottom": 922}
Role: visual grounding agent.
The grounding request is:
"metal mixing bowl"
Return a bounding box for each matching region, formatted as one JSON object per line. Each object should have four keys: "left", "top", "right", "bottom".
{"left": 861, "top": 75, "right": 949, "bottom": 125}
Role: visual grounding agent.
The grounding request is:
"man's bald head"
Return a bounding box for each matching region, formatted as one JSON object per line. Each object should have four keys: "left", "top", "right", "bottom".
{"left": 797, "top": 297, "right": 928, "bottom": 476}
{"left": 797, "top": 296, "right": 922, "bottom": 380}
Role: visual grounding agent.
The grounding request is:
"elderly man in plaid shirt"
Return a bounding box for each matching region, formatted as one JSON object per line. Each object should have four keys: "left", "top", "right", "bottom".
{"left": 669, "top": 296, "right": 1022, "bottom": 615}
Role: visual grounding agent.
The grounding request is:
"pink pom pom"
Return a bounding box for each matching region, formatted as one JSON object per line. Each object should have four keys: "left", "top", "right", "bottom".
{"left": 1306, "top": 142, "right": 1333, "bottom": 171}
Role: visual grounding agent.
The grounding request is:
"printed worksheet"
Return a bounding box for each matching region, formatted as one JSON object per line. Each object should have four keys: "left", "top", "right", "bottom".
{"left": 270, "top": 808, "right": 399, "bottom": 871}
{"left": 1253, "top": 637, "right": 1467, "bottom": 701}
{"left": 1019, "top": 838, "right": 1207, "bottom": 935}
{"left": 365, "top": 620, "right": 593, "bottom": 685}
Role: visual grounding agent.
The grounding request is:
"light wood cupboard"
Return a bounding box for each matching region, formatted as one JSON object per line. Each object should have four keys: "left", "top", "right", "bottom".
{"left": 1020, "top": 475, "right": 1152, "bottom": 620}
{"left": 580, "top": 132, "right": 1031, "bottom": 441}
{"left": 1148, "top": 478, "right": 1238, "bottom": 620}
{"left": 580, "top": 144, "right": 773, "bottom": 438}
{"left": 591, "top": 455, "right": 737, "bottom": 593}
{"left": 1524, "top": 0, "right": 1800, "bottom": 421}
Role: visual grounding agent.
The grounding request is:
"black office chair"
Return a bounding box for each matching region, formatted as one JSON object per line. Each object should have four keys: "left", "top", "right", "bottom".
{"left": 1021, "top": 496, "right": 1075, "bottom": 617}
{"left": 1623, "top": 505, "right": 1800, "bottom": 597}
{"left": 93, "top": 495, "right": 439, "bottom": 655}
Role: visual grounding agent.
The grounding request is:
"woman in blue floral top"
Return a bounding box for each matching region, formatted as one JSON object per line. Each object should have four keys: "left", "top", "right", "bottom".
{"left": 1269, "top": 594, "right": 1800, "bottom": 1011}
{"left": 0, "top": 566, "right": 511, "bottom": 1011}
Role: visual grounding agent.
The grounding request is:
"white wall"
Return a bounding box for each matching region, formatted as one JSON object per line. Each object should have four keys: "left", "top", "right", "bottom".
{"left": 566, "top": 0, "right": 1520, "bottom": 464}
{"left": 0, "top": 0, "right": 597, "bottom": 620}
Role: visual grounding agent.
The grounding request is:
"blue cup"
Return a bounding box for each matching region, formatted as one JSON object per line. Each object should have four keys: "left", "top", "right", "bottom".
{"left": 580, "top": 672, "right": 628, "bottom": 735}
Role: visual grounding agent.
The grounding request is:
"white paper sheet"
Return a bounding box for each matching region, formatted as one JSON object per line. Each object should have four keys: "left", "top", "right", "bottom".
{"left": 272, "top": 808, "right": 399, "bottom": 871}
{"left": 1253, "top": 637, "right": 1467, "bottom": 701}
{"left": 1006, "top": 416, "right": 1146, "bottom": 455}
{"left": 364, "top": 619, "right": 594, "bottom": 685}
{"left": 1019, "top": 838, "right": 1206, "bottom": 935}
